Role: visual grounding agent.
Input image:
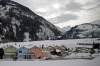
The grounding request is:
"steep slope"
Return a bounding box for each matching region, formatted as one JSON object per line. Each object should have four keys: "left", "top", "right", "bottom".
{"left": 91, "top": 20, "right": 100, "bottom": 25}
{"left": 57, "top": 26, "right": 71, "bottom": 35}
{"left": 0, "top": 0, "right": 61, "bottom": 42}
{"left": 65, "top": 22, "right": 100, "bottom": 39}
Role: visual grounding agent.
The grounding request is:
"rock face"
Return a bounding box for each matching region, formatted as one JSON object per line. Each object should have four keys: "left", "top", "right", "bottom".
{"left": 0, "top": 0, "right": 61, "bottom": 42}
{"left": 65, "top": 22, "right": 100, "bottom": 39}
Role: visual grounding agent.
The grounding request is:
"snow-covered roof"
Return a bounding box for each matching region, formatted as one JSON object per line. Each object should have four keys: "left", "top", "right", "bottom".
{"left": 56, "top": 49, "right": 61, "bottom": 52}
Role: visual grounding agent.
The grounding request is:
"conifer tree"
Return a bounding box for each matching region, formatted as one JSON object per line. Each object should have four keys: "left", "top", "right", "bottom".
{"left": 0, "top": 48, "right": 4, "bottom": 59}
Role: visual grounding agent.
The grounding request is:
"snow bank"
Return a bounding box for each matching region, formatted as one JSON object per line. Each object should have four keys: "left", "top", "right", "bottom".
{"left": 85, "top": 56, "right": 100, "bottom": 66}
{"left": 64, "top": 53, "right": 91, "bottom": 58}
{"left": 0, "top": 55, "right": 100, "bottom": 66}
{"left": 92, "top": 53, "right": 100, "bottom": 57}
{"left": 0, "top": 59, "right": 91, "bottom": 66}
{"left": 51, "top": 55, "right": 59, "bottom": 58}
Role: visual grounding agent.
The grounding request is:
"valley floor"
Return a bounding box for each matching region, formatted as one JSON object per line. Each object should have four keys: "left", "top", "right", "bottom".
{"left": 0, "top": 38, "right": 100, "bottom": 66}
{"left": 0, "top": 56, "right": 100, "bottom": 66}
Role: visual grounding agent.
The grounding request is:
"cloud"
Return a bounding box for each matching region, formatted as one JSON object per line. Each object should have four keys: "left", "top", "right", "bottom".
{"left": 12, "top": 0, "right": 100, "bottom": 28}
{"left": 64, "top": 0, "right": 83, "bottom": 11}
{"left": 48, "top": 14, "right": 79, "bottom": 24}
{"left": 82, "top": 0, "right": 100, "bottom": 17}
{"left": 83, "top": 0, "right": 100, "bottom": 10}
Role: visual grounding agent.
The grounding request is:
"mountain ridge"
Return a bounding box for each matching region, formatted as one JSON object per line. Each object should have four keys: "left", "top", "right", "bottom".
{"left": 90, "top": 20, "right": 100, "bottom": 25}
{"left": 56, "top": 26, "right": 71, "bottom": 35}
{"left": 65, "top": 21, "right": 100, "bottom": 39}
{"left": 0, "top": 0, "right": 61, "bottom": 42}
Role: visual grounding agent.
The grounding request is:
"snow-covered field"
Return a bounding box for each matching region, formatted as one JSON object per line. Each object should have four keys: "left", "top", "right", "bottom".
{"left": 0, "top": 38, "right": 99, "bottom": 49}
{"left": 0, "top": 56, "right": 100, "bottom": 66}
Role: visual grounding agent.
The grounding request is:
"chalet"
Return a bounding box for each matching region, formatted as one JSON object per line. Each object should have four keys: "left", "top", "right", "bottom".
{"left": 17, "top": 46, "right": 34, "bottom": 59}
{"left": 43, "top": 45, "right": 66, "bottom": 55}
{"left": 43, "top": 45, "right": 55, "bottom": 51}
{"left": 43, "top": 47, "right": 48, "bottom": 51}
{"left": 47, "top": 46, "right": 55, "bottom": 51}
{"left": 29, "top": 46, "right": 51, "bottom": 59}
{"left": 60, "top": 45, "right": 67, "bottom": 51}
{"left": 4, "top": 45, "right": 17, "bottom": 59}
{"left": 54, "top": 45, "right": 61, "bottom": 50}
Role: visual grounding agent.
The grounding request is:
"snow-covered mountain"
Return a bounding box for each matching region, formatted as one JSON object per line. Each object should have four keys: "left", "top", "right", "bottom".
{"left": 0, "top": 0, "right": 61, "bottom": 42}
{"left": 57, "top": 26, "right": 71, "bottom": 35}
{"left": 91, "top": 20, "right": 100, "bottom": 25}
{"left": 65, "top": 21, "right": 100, "bottom": 39}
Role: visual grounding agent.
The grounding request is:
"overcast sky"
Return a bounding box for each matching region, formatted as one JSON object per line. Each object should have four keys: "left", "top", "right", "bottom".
{"left": 12, "top": 0, "right": 100, "bottom": 28}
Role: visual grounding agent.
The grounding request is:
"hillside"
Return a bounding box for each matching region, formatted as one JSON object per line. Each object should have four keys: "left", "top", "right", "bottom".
{"left": 65, "top": 23, "right": 100, "bottom": 39}
{"left": 91, "top": 20, "right": 100, "bottom": 25}
{"left": 0, "top": 0, "right": 61, "bottom": 42}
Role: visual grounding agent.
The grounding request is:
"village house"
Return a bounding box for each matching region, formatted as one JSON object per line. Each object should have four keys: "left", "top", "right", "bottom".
{"left": 43, "top": 47, "right": 48, "bottom": 51}
{"left": 17, "top": 46, "right": 34, "bottom": 59}
{"left": 29, "top": 46, "right": 51, "bottom": 59}
{"left": 4, "top": 45, "right": 17, "bottom": 59}
{"left": 43, "top": 45, "right": 55, "bottom": 51}
{"left": 43, "top": 45, "right": 67, "bottom": 56}
{"left": 54, "top": 45, "right": 61, "bottom": 50}
{"left": 47, "top": 45, "right": 55, "bottom": 51}
{"left": 60, "top": 45, "right": 67, "bottom": 51}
